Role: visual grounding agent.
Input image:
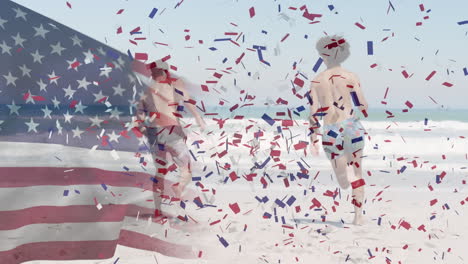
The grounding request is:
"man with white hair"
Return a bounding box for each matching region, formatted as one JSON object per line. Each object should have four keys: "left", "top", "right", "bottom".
{"left": 309, "top": 35, "right": 368, "bottom": 225}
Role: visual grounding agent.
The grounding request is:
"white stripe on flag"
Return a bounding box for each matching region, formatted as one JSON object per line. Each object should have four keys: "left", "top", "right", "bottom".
{"left": 0, "top": 222, "right": 122, "bottom": 251}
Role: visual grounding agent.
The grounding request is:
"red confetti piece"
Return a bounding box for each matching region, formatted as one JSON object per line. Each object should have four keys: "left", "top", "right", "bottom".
{"left": 161, "top": 55, "right": 171, "bottom": 62}
{"left": 402, "top": 70, "right": 409, "bottom": 78}
{"left": 370, "top": 63, "right": 378, "bottom": 68}
{"left": 405, "top": 101, "right": 413, "bottom": 108}
{"left": 400, "top": 220, "right": 411, "bottom": 230}
{"left": 355, "top": 22, "right": 366, "bottom": 29}
{"left": 135, "top": 53, "right": 148, "bottom": 61}
{"left": 32, "top": 96, "right": 45, "bottom": 101}
{"left": 116, "top": 9, "right": 124, "bottom": 14}
{"left": 419, "top": 4, "right": 425, "bottom": 11}
{"left": 425, "top": 70, "right": 436, "bottom": 81}
{"left": 430, "top": 199, "right": 438, "bottom": 206}
{"left": 280, "top": 33, "right": 290, "bottom": 42}
{"left": 229, "top": 203, "right": 240, "bottom": 214}
{"left": 442, "top": 82, "right": 453, "bottom": 87}
{"left": 249, "top": 7, "right": 255, "bottom": 18}
{"left": 66, "top": 2, "right": 72, "bottom": 9}
{"left": 293, "top": 78, "right": 304, "bottom": 88}
{"left": 71, "top": 61, "right": 80, "bottom": 68}
{"left": 351, "top": 179, "right": 366, "bottom": 189}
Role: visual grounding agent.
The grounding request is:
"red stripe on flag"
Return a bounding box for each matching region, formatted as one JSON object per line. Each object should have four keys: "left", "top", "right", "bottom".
{"left": 0, "top": 204, "right": 197, "bottom": 231}
{"left": 0, "top": 240, "right": 118, "bottom": 263}
{"left": 0, "top": 167, "right": 173, "bottom": 189}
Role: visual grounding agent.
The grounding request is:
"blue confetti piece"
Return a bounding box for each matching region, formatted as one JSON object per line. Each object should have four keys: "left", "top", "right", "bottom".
{"left": 327, "top": 130, "right": 338, "bottom": 138}
{"left": 304, "top": 34, "right": 308, "bottom": 39}
{"left": 222, "top": 57, "right": 228, "bottom": 63}
{"left": 63, "top": 190, "right": 69, "bottom": 196}
{"left": 263, "top": 212, "right": 272, "bottom": 219}
{"left": 218, "top": 235, "right": 229, "bottom": 247}
{"left": 377, "top": 217, "right": 382, "bottom": 225}
{"left": 463, "top": 67, "right": 468, "bottom": 76}
{"left": 296, "top": 105, "right": 305, "bottom": 112}
{"left": 424, "top": 118, "right": 428, "bottom": 125}
{"left": 367, "top": 41, "right": 374, "bottom": 55}
{"left": 261, "top": 30, "right": 268, "bottom": 34}
{"left": 400, "top": 165, "right": 407, "bottom": 173}
{"left": 281, "top": 216, "right": 286, "bottom": 225}
{"left": 193, "top": 197, "right": 204, "bottom": 208}
{"left": 205, "top": 171, "right": 213, "bottom": 178}
{"left": 209, "top": 47, "right": 217, "bottom": 51}
{"left": 101, "top": 184, "right": 108, "bottom": 191}
{"left": 351, "top": 136, "right": 363, "bottom": 144}
{"left": 255, "top": 196, "right": 262, "bottom": 203}
{"left": 257, "top": 157, "right": 271, "bottom": 169}
{"left": 262, "top": 113, "right": 275, "bottom": 126}
{"left": 430, "top": 215, "right": 436, "bottom": 220}
{"left": 312, "top": 57, "right": 323, "bottom": 72}
{"left": 74, "top": 190, "right": 80, "bottom": 194}
{"left": 192, "top": 177, "right": 201, "bottom": 181}
{"left": 214, "top": 38, "right": 231, "bottom": 42}
{"left": 350, "top": 91, "right": 361, "bottom": 106}
{"left": 123, "top": 166, "right": 129, "bottom": 171}
{"left": 106, "top": 50, "right": 119, "bottom": 60}
{"left": 444, "top": 203, "right": 450, "bottom": 210}
{"left": 150, "top": 177, "right": 158, "bottom": 183}
{"left": 253, "top": 45, "right": 266, "bottom": 50}
{"left": 436, "top": 175, "right": 441, "bottom": 184}
{"left": 328, "top": 5, "right": 335, "bottom": 11}
{"left": 158, "top": 144, "right": 165, "bottom": 151}
{"left": 113, "top": 257, "right": 120, "bottom": 264}
{"left": 127, "top": 49, "right": 133, "bottom": 60}
{"left": 278, "top": 4, "right": 281, "bottom": 12}
{"left": 180, "top": 200, "right": 186, "bottom": 209}
{"left": 262, "top": 196, "right": 269, "bottom": 203}
{"left": 457, "top": 21, "right": 468, "bottom": 25}
{"left": 368, "top": 249, "right": 373, "bottom": 257}
{"left": 286, "top": 196, "right": 296, "bottom": 206}
{"left": 275, "top": 199, "right": 286, "bottom": 208}
{"left": 149, "top": 7, "right": 158, "bottom": 18}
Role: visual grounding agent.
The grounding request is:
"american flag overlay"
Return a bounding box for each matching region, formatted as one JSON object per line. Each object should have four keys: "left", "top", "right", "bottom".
{"left": 0, "top": 1, "right": 195, "bottom": 263}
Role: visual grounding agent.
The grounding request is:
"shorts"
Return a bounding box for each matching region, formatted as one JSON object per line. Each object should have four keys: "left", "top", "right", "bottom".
{"left": 321, "top": 117, "right": 366, "bottom": 160}
{"left": 146, "top": 126, "right": 190, "bottom": 166}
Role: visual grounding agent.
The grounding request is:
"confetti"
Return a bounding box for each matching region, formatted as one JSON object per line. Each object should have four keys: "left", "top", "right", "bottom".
{"left": 355, "top": 22, "right": 366, "bottom": 30}
{"left": 148, "top": 8, "right": 158, "bottom": 18}
{"left": 249, "top": 7, "right": 255, "bottom": 18}
{"left": 367, "top": 41, "right": 374, "bottom": 55}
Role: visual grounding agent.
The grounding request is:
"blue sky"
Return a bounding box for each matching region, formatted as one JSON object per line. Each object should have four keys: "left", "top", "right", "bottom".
{"left": 11, "top": 0, "right": 468, "bottom": 109}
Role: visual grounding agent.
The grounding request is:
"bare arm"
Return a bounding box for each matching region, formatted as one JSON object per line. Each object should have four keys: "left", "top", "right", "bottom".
{"left": 308, "top": 83, "right": 320, "bottom": 145}
{"left": 174, "top": 80, "right": 206, "bottom": 130}
{"left": 135, "top": 98, "right": 147, "bottom": 132}
{"left": 351, "top": 73, "right": 368, "bottom": 113}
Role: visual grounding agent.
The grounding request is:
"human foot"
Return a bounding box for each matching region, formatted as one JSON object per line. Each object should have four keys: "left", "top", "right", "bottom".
{"left": 352, "top": 214, "right": 365, "bottom": 225}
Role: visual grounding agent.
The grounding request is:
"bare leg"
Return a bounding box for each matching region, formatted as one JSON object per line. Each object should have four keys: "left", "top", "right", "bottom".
{"left": 330, "top": 155, "right": 350, "bottom": 190}
{"left": 346, "top": 150, "right": 365, "bottom": 225}
{"left": 151, "top": 151, "right": 166, "bottom": 219}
